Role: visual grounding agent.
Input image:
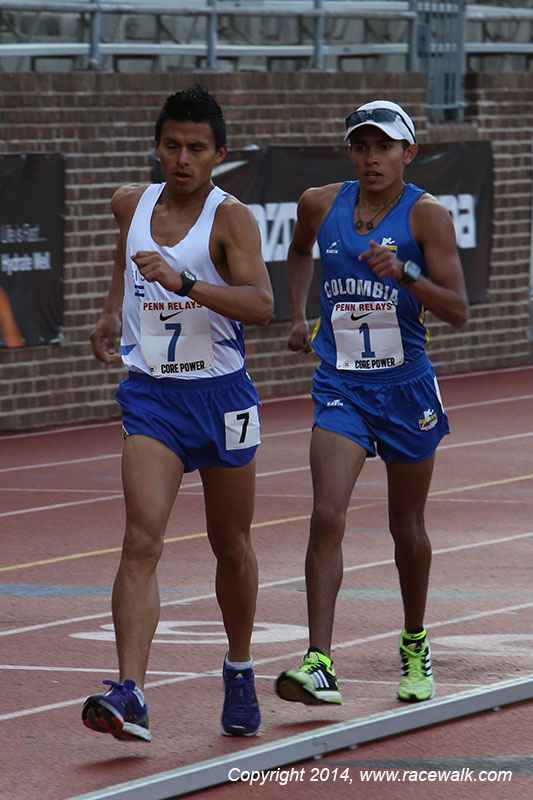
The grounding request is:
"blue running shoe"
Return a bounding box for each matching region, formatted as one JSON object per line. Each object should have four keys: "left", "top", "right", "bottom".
{"left": 82, "top": 679, "right": 151, "bottom": 742}
{"left": 221, "top": 662, "right": 261, "bottom": 736}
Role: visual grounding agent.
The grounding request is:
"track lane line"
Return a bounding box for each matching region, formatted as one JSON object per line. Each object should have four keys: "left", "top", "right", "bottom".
{"left": 2, "top": 427, "right": 532, "bottom": 477}
{"left": 1, "top": 530, "right": 531, "bottom": 636}
{"left": 1, "top": 600, "right": 532, "bottom": 724}
{"left": 2, "top": 466, "right": 532, "bottom": 565}
{"left": 2, "top": 431, "right": 533, "bottom": 519}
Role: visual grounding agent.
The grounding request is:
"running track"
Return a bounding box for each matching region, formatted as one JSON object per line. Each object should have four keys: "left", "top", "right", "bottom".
{"left": 1, "top": 365, "right": 532, "bottom": 799}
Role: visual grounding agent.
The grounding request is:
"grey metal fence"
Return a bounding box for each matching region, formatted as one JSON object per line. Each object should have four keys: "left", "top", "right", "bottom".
{"left": 1, "top": 1, "right": 533, "bottom": 122}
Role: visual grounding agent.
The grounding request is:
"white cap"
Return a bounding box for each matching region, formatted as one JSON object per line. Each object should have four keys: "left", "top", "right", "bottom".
{"left": 343, "top": 100, "right": 416, "bottom": 145}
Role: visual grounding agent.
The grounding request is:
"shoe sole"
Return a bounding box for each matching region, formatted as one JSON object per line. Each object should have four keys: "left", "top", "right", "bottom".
{"left": 82, "top": 699, "right": 152, "bottom": 742}
{"left": 276, "top": 674, "right": 342, "bottom": 705}
{"left": 220, "top": 723, "right": 261, "bottom": 737}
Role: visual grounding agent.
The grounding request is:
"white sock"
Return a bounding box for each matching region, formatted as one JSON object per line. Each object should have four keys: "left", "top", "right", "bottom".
{"left": 225, "top": 655, "right": 253, "bottom": 671}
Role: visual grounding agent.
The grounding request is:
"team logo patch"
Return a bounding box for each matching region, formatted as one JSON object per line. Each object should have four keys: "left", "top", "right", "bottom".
{"left": 380, "top": 236, "right": 398, "bottom": 255}
{"left": 419, "top": 408, "right": 437, "bottom": 431}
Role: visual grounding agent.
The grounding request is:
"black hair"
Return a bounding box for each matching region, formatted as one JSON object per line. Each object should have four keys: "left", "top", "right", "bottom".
{"left": 154, "top": 84, "right": 226, "bottom": 150}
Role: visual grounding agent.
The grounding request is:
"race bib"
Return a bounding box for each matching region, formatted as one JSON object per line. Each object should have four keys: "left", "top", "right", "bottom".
{"left": 224, "top": 404, "right": 261, "bottom": 450}
{"left": 140, "top": 300, "right": 214, "bottom": 376}
{"left": 331, "top": 301, "right": 404, "bottom": 371}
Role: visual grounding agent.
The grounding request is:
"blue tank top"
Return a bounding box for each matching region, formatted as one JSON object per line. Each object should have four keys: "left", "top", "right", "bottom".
{"left": 312, "top": 181, "right": 429, "bottom": 374}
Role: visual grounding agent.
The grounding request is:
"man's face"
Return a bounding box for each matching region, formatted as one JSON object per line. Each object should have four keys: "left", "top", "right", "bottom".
{"left": 347, "top": 125, "right": 417, "bottom": 192}
{"left": 154, "top": 119, "right": 227, "bottom": 195}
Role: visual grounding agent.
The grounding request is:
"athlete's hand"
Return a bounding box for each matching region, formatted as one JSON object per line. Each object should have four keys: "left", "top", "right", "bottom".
{"left": 288, "top": 320, "right": 312, "bottom": 354}
{"left": 90, "top": 312, "right": 121, "bottom": 365}
{"left": 132, "top": 250, "right": 180, "bottom": 292}
{"left": 358, "top": 239, "right": 403, "bottom": 282}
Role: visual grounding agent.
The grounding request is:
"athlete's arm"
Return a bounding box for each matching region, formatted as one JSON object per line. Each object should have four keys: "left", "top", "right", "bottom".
{"left": 287, "top": 185, "right": 339, "bottom": 353}
{"left": 133, "top": 197, "right": 274, "bottom": 326}
{"left": 206, "top": 197, "right": 274, "bottom": 326}
{"left": 358, "top": 194, "right": 468, "bottom": 328}
{"left": 89, "top": 185, "right": 145, "bottom": 364}
{"left": 408, "top": 194, "right": 468, "bottom": 327}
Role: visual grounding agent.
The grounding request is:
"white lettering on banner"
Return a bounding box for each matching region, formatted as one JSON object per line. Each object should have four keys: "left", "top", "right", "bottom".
{"left": 437, "top": 193, "right": 476, "bottom": 248}
{"left": 1, "top": 251, "right": 52, "bottom": 276}
{"left": 248, "top": 202, "right": 320, "bottom": 262}
{"left": 0, "top": 223, "right": 45, "bottom": 244}
{"left": 32, "top": 251, "right": 51, "bottom": 270}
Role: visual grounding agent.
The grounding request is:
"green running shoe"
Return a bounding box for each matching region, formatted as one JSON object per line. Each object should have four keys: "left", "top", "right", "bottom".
{"left": 397, "top": 628, "right": 435, "bottom": 703}
{"left": 276, "top": 650, "right": 342, "bottom": 705}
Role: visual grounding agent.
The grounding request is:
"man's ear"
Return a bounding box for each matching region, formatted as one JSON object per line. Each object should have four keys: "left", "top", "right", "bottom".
{"left": 214, "top": 144, "right": 228, "bottom": 165}
{"left": 404, "top": 143, "right": 418, "bottom": 164}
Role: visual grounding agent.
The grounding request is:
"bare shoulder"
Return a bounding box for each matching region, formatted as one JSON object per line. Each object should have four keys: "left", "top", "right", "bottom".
{"left": 411, "top": 191, "right": 455, "bottom": 238}
{"left": 213, "top": 195, "right": 263, "bottom": 248}
{"left": 215, "top": 194, "right": 257, "bottom": 227}
{"left": 111, "top": 183, "right": 149, "bottom": 221}
{"left": 298, "top": 182, "right": 343, "bottom": 233}
{"left": 412, "top": 191, "right": 452, "bottom": 221}
{"left": 299, "top": 183, "right": 342, "bottom": 212}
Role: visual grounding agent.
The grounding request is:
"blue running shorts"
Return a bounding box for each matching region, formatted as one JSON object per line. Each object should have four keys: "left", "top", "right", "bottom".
{"left": 116, "top": 367, "right": 261, "bottom": 472}
{"left": 312, "top": 357, "right": 449, "bottom": 463}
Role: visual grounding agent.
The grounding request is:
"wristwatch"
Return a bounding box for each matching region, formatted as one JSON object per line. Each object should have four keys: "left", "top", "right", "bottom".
{"left": 176, "top": 269, "right": 197, "bottom": 296}
{"left": 401, "top": 260, "right": 421, "bottom": 284}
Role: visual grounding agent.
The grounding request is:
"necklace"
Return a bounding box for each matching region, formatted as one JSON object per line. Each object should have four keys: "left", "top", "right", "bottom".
{"left": 355, "top": 184, "right": 405, "bottom": 231}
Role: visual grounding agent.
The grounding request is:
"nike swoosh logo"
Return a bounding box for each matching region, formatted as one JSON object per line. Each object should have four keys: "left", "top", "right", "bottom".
{"left": 351, "top": 312, "right": 372, "bottom": 322}
{"left": 159, "top": 311, "right": 183, "bottom": 321}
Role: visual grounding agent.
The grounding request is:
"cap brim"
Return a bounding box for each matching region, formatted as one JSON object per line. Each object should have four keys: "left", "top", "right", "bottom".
{"left": 343, "top": 120, "right": 414, "bottom": 144}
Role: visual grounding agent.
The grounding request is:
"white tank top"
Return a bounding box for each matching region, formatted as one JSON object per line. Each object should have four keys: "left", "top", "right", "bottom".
{"left": 121, "top": 183, "right": 246, "bottom": 379}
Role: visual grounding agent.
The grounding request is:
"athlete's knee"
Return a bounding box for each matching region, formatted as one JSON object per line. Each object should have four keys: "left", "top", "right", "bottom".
{"left": 310, "top": 504, "right": 346, "bottom": 544}
{"left": 210, "top": 527, "right": 254, "bottom": 565}
{"left": 121, "top": 523, "right": 165, "bottom": 566}
{"left": 390, "top": 517, "right": 430, "bottom": 549}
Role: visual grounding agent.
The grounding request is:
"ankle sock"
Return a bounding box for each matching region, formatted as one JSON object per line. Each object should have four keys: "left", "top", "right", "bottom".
{"left": 225, "top": 656, "right": 253, "bottom": 671}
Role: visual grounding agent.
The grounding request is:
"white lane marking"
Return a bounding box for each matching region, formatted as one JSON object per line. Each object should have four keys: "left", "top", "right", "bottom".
{"left": 1, "top": 603, "right": 532, "bottom": 723}
{"left": 1, "top": 530, "right": 532, "bottom": 638}
{"left": 2, "top": 429, "right": 533, "bottom": 519}
{"left": 1, "top": 426, "right": 531, "bottom": 477}
{"left": 70, "top": 620, "right": 309, "bottom": 645}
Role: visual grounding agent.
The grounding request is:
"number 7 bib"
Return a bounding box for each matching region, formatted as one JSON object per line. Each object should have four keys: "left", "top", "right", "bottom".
{"left": 331, "top": 301, "right": 404, "bottom": 371}
{"left": 140, "top": 304, "right": 214, "bottom": 376}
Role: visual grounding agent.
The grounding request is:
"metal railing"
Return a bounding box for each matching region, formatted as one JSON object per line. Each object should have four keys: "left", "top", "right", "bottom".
{"left": 1, "top": 2, "right": 533, "bottom": 121}
{"left": 0, "top": 1, "right": 419, "bottom": 71}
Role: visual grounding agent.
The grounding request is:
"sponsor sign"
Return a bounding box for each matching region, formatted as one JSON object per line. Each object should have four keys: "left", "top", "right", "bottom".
{"left": 0, "top": 153, "right": 65, "bottom": 347}
{"left": 209, "top": 142, "right": 492, "bottom": 318}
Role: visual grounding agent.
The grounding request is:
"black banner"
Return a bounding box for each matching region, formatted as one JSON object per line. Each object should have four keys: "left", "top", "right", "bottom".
{"left": 206, "top": 141, "right": 493, "bottom": 319}
{"left": 0, "top": 153, "right": 65, "bottom": 347}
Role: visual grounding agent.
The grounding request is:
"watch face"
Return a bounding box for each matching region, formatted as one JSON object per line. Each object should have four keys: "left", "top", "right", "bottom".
{"left": 183, "top": 270, "right": 196, "bottom": 281}
{"left": 403, "top": 261, "right": 421, "bottom": 282}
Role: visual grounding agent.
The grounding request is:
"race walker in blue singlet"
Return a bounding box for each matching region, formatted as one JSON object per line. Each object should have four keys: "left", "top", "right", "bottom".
{"left": 276, "top": 98, "right": 468, "bottom": 709}
{"left": 310, "top": 180, "right": 449, "bottom": 463}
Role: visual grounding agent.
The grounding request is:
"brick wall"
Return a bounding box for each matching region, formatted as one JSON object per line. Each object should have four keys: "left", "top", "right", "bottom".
{"left": 0, "top": 71, "right": 532, "bottom": 431}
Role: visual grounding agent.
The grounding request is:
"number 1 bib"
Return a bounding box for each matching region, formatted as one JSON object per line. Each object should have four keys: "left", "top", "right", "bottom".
{"left": 140, "top": 302, "right": 214, "bottom": 376}
{"left": 331, "top": 301, "right": 404, "bottom": 371}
